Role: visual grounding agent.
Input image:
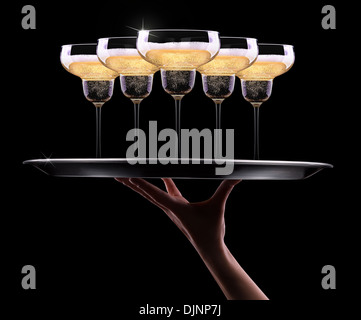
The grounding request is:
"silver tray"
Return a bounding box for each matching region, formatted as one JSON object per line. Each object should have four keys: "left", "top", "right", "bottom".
{"left": 23, "top": 158, "right": 333, "bottom": 180}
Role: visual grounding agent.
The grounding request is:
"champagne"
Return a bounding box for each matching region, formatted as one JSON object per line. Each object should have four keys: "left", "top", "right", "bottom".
{"left": 237, "top": 44, "right": 295, "bottom": 160}
{"left": 102, "top": 53, "right": 157, "bottom": 103}
{"left": 120, "top": 75, "right": 153, "bottom": 102}
{"left": 67, "top": 61, "right": 117, "bottom": 105}
{"left": 238, "top": 61, "right": 288, "bottom": 106}
{"left": 60, "top": 44, "right": 119, "bottom": 158}
{"left": 68, "top": 61, "right": 118, "bottom": 80}
{"left": 161, "top": 70, "right": 196, "bottom": 98}
{"left": 105, "top": 55, "right": 158, "bottom": 75}
{"left": 101, "top": 52, "right": 158, "bottom": 103}
{"left": 241, "top": 80, "right": 273, "bottom": 104}
{"left": 237, "top": 61, "right": 287, "bottom": 80}
{"left": 82, "top": 80, "right": 114, "bottom": 104}
{"left": 145, "top": 49, "right": 211, "bottom": 70}
{"left": 198, "top": 55, "right": 250, "bottom": 76}
{"left": 202, "top": 75, "right": 235, "bottom": 102}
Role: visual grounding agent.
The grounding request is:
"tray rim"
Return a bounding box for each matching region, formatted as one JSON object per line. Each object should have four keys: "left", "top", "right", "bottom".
{"left": 23, "top": 158, "right": 334, "bottom": 169}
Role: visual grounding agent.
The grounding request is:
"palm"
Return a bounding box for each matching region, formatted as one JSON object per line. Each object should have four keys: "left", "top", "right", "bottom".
{"left": 116, "top": 178, "right": 240, "bottom": 251}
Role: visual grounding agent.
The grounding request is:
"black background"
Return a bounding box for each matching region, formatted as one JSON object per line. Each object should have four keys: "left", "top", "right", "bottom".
{"left": 3, "top": 0, "right": 350, "bottom": 318}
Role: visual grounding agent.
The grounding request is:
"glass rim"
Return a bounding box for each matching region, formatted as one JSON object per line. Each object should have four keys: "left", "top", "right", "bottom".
{"left": 258, "top": 42, "right": 294, "bottom": 48}
{"left": 61, "top": 43, "right": 97, "bottom": 48}
{"left": 97, "top": 36, "right": 137, "bottom": 41}
{"left": 220, "top": 36, "right": 257, "bottom": 41}
{"left": 138, "top": 29, "right": 219, "bottom": 34}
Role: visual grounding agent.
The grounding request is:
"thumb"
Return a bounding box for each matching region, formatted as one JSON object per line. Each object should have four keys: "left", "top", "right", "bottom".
{"left": 211, "top": 179, "right": 241, "bottom": 204}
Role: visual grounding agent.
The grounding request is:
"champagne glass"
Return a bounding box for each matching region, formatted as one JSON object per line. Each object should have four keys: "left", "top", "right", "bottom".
{"left": 136, "top": 29, "right": 220, "bottom": 157}
{"left": 97, "top": 37, "right": 159, "bottom": 154}
{"left": 60, "top": 43, "right": 118, "bottom": 158}
{"left": 237, "top": 43, "right": 295, "bottom": 160}
{"left": 197, "top": 36, "right": 258, "bottom": 157}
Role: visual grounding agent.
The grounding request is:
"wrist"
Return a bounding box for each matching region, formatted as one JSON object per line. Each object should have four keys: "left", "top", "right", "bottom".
{"left": 194, "top": 239, "right": 228, "bottom": 262}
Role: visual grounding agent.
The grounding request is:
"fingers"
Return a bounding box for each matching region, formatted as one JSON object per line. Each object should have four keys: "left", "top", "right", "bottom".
{"left": 211, "top": 179, "right": 241, "bottom": 204}
{"left": 161, "top": 178, "right": 183, "bottom": 197}
{"left": 116, "top": 178, "right": 176, "bottom": 211}
{"left": 116, "top": 178, "right": 183, "bottom": 227}
{"left": 115, "top": 178, "right": 165, "bottom": 209}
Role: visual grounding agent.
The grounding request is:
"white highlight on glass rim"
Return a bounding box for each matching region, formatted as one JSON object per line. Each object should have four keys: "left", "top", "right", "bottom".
{"left": 97, "top": 47, "right": 140, "bottom": 65}
{"left": 97, "top": 38, "right": 141, "bottom": 63}
{"left": 217, "top": 48, "right": 253, "bottom": 56}
{"left": 137, "top": 41, "right": 214, "bottom": 50}
{"left": 136, "top": 30, "right": 220, "bottom": 59}
{"left": 102, "top": 48, "right": 139, "bottom": 56}
{"left": 255, "top": 45, "right": 295, "bottom": 67}
{"left": 216, "top": 47, "right": 259, "bottom": 65}
{"left": 60, "top": 45, "right": 99, "bottom": 68}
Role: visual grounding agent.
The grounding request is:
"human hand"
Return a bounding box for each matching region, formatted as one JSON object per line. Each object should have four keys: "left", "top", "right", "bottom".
{"left": 116, "top": 178, "right": 268, "bottom": 300}
{"left": 115, "top": 178, "right": 241, "bottom": 255}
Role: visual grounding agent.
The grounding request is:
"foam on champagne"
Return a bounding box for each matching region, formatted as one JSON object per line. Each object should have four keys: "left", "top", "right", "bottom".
{"left": 143, "top": 41, "right": 213, "bottom": 51}
{"left": 216, "top": 48, "right": 251, "bottom": 57}
{"left": 255, "top": 54, "right": 289, "bottom": 63}
{"left": 61, "top": 45, "right": 101, "bottom": 68}
{"left": 104, "top": 48, "right": 139, "bottom": 56}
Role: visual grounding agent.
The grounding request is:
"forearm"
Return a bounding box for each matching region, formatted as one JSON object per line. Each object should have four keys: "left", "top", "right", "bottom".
{"left": 196, "top": 243, "right": 269, "bottom": 300}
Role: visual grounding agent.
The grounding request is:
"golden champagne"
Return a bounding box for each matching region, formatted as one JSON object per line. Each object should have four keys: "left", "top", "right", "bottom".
{"left": 105, "top": 55, "right": 158, "bottom": 75}
{"left": 237, "top": 61, "right": 288, "bottom": 80}
{"left": 198, "top": 55, "right": 250, "bottom": 75}
{"left": 145, "top": 49, "right": 211, "bottom": 70}
{"left": 68, "top": 61, "right": 118, "bottom": 80}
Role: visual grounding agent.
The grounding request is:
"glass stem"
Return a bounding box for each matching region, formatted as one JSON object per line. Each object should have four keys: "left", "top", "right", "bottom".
{"left": 174, "top": 97, "right": 182, "bottom": 158}
{"left": 252, "top": 103, "right": 261, "bottom": 160}
{"left": 133, "top": 100, "right": 141, "bottom": 156}
{"left": 94, "top": 104, "right": 102, "bottom": 158}
{"left": 214, "top": 101, "right": 222, "bottom": 158}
